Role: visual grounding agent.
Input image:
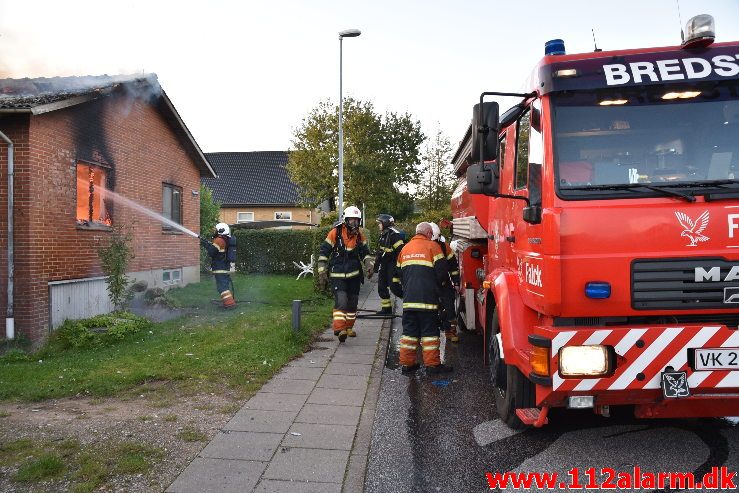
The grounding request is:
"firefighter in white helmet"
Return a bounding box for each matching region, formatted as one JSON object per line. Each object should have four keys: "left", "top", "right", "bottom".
{"left": 430, "top": 222, "right": 460, "bottom": 342}
{"left": 317, "top": 206, "right": 373, "bottom": 342}
{"left": 200, "top": 222, "right": 237, "bottom": 309}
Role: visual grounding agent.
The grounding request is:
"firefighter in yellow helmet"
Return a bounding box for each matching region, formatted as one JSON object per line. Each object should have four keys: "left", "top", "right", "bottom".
{"left": 317, "top": 206, "right": 373, "bottom": 342}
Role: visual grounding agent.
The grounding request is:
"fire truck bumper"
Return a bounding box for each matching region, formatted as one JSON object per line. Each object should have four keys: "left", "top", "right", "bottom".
{"left": 531, "top": 324, "right": 739, "bottom": 418}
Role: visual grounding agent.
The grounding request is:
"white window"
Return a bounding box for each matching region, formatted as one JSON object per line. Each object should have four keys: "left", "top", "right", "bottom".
{"left": 274, "top": 211, "right": 292, "bottom": 221}
{"left": 237, "top": 212, "right": 254, "bottom": 223}
{"left": 163, "top": 269, "right": 182, "bottom": 286}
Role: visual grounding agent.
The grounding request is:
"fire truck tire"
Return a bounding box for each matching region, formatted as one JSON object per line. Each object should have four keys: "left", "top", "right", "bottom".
{"left": 488, "top": 308, "right": 535, "bottom": 429}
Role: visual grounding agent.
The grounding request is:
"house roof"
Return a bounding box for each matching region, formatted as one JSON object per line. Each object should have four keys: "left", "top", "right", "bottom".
{"left": 0, "top": 74, "right": 216, "bottom": 177}
{"left": 202, "top": 151, "right": 301, "bottom": 206}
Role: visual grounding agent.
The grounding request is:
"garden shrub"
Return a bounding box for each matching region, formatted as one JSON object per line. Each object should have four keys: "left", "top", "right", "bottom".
{"left": 55, "top": 312, "right": 152, "bottom": 349}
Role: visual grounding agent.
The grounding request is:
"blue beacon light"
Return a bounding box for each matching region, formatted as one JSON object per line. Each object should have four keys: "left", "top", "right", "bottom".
{"left": 545, "top": 39, "right": 566, "bottom": 56}
{"left": 585, "top": 282, "right": 611, "bottom": 299}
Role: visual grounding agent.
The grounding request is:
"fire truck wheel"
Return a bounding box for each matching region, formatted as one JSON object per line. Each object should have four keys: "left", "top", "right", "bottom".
{"left": 488, "top": 308, "right": 535, "bottom": 430}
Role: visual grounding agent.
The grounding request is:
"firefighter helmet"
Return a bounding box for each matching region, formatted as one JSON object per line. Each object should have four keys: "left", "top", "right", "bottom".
{"left": 216, "top": 222, "right": 231, "bottom": 236}
{"left": 376, "top": 213, "right": 394, "bottom": 229}
{"left": 429, "top": 222, "right": 441, "bottom": 241}
{"left": 343, "top": 206, "right": 362, "bottom": 232}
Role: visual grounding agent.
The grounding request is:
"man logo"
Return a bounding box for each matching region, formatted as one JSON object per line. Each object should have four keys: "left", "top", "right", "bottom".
{"left": 724, "top": 287, "right": 739, "bottom": 304}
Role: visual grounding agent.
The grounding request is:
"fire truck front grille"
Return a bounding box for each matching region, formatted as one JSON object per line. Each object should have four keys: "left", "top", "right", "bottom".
{"left": 632, "top": 258, "right": 739, "bottom": 310}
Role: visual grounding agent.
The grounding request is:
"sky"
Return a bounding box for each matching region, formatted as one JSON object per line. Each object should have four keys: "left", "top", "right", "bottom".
{"left": 1, "top": 0, "right": 739, "bottom": 154}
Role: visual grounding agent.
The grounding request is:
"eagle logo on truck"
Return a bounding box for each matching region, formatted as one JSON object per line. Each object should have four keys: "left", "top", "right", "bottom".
{"left": 675, "top": 211, "right": 710, "bottom": 247}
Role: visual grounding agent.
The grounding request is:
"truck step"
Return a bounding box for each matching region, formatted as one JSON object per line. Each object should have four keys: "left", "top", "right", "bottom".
{"left": 516, "top": 408, "right": 549, "bottom": 426}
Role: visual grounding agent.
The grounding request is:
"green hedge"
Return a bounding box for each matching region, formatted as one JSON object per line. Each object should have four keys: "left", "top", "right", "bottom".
{"left": 232, "top": 227, "right": 371, "bottom": 277}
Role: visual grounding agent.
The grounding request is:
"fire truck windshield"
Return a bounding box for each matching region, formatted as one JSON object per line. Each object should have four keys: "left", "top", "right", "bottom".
{"left": 552, "top": 83, "right": 739, "bottom": 200}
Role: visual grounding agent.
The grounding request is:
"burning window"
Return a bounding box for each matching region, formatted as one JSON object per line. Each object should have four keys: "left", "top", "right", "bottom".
{"left": 76, "top": 163, "right": 111, "bottom": 226}
{"left": 162, "top": 183, "right": 182, "bottom": 228}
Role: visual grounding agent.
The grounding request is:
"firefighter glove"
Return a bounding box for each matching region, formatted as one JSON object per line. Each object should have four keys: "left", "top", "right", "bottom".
{"left": 364, "top": 258, "right": 374, "bottom": 279}
{"left": 318, "top": 271, "right": 329, "bottom": 290}
{"left": 199, "top": 236, "right": 210, "bottom": 247}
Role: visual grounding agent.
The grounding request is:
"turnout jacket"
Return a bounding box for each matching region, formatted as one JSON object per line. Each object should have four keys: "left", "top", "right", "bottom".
{"left": 438, "top": 239, "right": 460, "bottom": 285}
{"left": 205, "top": 236, "right": 231, "bottom": 274}
{"left": 392, "top": 234, "right": 449, "bottom": 311}
{"left": 317, "top": 225, "right": 372, "bottom": 280}
{"left": 374, "top": 227, "right": 404, "bottom": 269}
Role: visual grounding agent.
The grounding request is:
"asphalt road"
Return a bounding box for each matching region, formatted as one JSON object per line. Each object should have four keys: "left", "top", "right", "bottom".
{"left": 365, "top": 320, "right": 739, "bottom": 493}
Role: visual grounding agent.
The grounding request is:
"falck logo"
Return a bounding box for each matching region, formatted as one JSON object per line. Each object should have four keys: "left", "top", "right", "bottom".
{"left": 675, "top": 211, "right": 710, "bottom": 247}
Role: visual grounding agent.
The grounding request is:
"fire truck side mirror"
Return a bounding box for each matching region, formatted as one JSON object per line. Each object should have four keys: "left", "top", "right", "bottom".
{"left": 471, "top": 102, "right": 500, "bottom": 163}
{"left": 466, "top": 163, "right": 500, "bottom": 196}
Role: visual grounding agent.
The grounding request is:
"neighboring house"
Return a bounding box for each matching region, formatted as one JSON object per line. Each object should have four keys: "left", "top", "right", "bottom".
{"left": 0, "top": 74, "right": 216, "bottom": 346}
{"left": 202, "top": 151, "right": 319, "bottom": 229}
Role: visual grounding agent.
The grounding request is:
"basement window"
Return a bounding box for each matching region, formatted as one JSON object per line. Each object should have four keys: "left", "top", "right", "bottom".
{"left": 163, "top": 268, "right": 182, "bottom": 286}
{"left": 76, "top": 163, "right": 111, "bottom": 227}
{"left": 162, "top": 183, "right": 182, "bottom": 230}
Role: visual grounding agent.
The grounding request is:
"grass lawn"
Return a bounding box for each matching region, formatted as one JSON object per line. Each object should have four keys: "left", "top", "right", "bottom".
{"left": 0, "top": 274, "right": 332, "bottom": 401}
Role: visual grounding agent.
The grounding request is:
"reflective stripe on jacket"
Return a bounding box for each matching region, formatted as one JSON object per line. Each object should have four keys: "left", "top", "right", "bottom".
{"left": 393, "top": 234, "right": 448, "bottom": 311}
{"left": 317, "top": 225, "right": 371, "bottom": 279}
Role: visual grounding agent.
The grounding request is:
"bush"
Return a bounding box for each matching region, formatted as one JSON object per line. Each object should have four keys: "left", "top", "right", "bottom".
{"left": 55, "top": 313, "right": 152, "bottom": 349}
{"left": 233, "top": 229, "right": 325, "bottom": 274}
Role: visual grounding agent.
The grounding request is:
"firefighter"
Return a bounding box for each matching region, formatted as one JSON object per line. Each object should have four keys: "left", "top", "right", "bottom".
{"left": 317, "top": 206, "right": 373, "bottom": 342}
{"left": 372, "top": 213, "right": 405, "bottom": 314}
{"left": 430, "top": 222, "right": 460, "bottom": 343}
{"left": 392, "top": 222, "right": 453, "bottom": 374}
{"left": 200, "top": 222, "right": 236, "bottom": 309}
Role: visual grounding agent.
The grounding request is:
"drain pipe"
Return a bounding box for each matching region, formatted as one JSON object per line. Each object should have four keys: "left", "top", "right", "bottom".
{"left": 0, "top": 130, "right": 13, "bottom": 340}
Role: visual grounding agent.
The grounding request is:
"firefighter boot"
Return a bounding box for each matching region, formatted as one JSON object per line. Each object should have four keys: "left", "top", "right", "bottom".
{"left": 401, "top": 363, "right": 420, "bottom": 374}
{"left": 346, "top": 328, "right": 357, "bottom": 337}
{"left": 335, "top": 330, "right": 348, "bottom": 342}
{"left": 427, "top": 364, "right": 454, "bottom": 374}
{"left": 221, "top": 290, "right": 237, "bottom": 309}
{"left": 445, "top": 321, "right": 459, "bottom": 343}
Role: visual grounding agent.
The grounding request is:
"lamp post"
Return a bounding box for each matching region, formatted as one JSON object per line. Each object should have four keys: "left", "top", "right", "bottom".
{"left": 338, "top": 28, "right": 361, "bottom": 219}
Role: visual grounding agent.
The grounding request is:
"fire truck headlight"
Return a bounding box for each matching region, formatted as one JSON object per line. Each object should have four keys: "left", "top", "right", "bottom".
{"left": 585, "top": 282, "right": 611, "bottom": 299}
{"left": 559, "top": 345, "right": 611, "bottom": 377}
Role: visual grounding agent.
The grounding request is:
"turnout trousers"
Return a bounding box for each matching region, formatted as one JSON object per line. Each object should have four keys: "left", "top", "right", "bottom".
{"left": 215, "top": 273, "right": 236, "bottom": 308}
{"left": 376, "top": 260, "right": 394, "bottom": 311}
{"left": 330, "top": 277, "right": 361, "bottom": 336}
{"left": 399, "top": 310, "right": 441, "bottom": 367}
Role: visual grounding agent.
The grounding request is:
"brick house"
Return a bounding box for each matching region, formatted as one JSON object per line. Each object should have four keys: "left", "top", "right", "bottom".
{"left": 0, "top": 74, "right": 216, "bottom": 346}
{"left": 202, "top": 152, "right": 320, "bottom": 229}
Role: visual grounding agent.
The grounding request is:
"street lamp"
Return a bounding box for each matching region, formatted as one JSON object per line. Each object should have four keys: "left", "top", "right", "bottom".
{"left": 338, "top": 28, "right": 361, "bottom": 220}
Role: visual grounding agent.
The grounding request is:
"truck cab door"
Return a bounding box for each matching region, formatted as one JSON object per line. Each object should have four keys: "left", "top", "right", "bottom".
{"left": 512, "top": 100, "right": 546, "bottom": 307}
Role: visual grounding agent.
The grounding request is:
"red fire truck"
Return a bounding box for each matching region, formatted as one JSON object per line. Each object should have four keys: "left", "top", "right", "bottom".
{"left": 451, "top": 15, "right": 739, "bottom": 428}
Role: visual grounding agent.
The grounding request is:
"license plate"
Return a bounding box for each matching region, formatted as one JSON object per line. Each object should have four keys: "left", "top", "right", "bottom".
{"left": 694, "top": 348, "right": 739, "bottom": 370}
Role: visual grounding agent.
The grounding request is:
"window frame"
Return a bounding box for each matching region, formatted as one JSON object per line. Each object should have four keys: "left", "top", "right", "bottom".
{"left": 162, "top": 182, "right": 183, "bottom": 230}
{"left": 237, "top": 211, "right": 255, "bottom": 223}
{"left": 75, "top": 161, "right": 112, "bottom": 229}
{"left": 514, "top": 109, "right": 532, "bottom": 190}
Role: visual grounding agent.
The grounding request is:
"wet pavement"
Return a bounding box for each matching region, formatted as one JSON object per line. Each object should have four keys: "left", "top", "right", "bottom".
{"left": 366, "top": 320, "right": 739, "bottom": 493}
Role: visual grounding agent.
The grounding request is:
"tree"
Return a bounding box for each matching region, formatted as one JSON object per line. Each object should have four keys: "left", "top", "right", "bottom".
{"left": 199, "top": 184, "right": 221, "bottom": 271}
{"left": 98, "top": 226, "right": 134, "bottom": 310}
{"left": 287, "top": 98, "right": 425, "bottom": 221}
{"left": 418, "top": 128, "right": 455, "bottom": 211}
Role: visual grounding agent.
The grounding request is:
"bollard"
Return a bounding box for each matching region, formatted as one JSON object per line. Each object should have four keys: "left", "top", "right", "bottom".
{"left": 292, "top": 300, "right": 301, "bottom": 332}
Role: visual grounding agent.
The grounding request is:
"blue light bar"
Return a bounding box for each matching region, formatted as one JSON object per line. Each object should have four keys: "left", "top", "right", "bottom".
{"left": 545, "top": 39, "right": 566, "bottom": 56}
{"left": 585, "top": 282, "right": 611, "bottom": 299}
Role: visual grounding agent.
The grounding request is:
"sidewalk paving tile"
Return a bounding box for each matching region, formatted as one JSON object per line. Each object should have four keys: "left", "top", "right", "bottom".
{"left": 262, "top": 447, "right": 349, "bottom": 483}
{"left": 325, "top": 362, "right": 373, "bottom": 377}
{"left": 259, "top": 378, "right": 316, "bottom": 395}
{"left": 295, "top": 404, "right": 361, "bottom": 426}
{"left": 335, "top": 345, "right": 378, "bottom": 355}
{"left": 282, "top": 423, "right": 356, "bottom": 450}
{"left": 199, "top": 431, "right": 283, "bottom": 462}
{"left": 342, "top": 453, "right": 368, "bottom": 493}
{"left": 224, "top": 409, "right": 298, "bottom": 433}
{"left": 317, "top": 374, "right": 368, "bottom": 390}
{"left": 244, "top": 392, "right": 308, "bottom": 412}
{"left": 330, "top": 352, "right": 376, "bottom": 365}
{"left": 287, "top": 357, "right": 332, "bottom": 368}
{"left": 308, "top": 388, "right": 367, "bottom": 407}
{"left": 254, "top": 480, "right": 342, "bottom": 493}
{"left": 273, "top": 366, "right": 324, "bottom": 380}
{"left": 166, "top": 457, "right": 266, "bottom": 493}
